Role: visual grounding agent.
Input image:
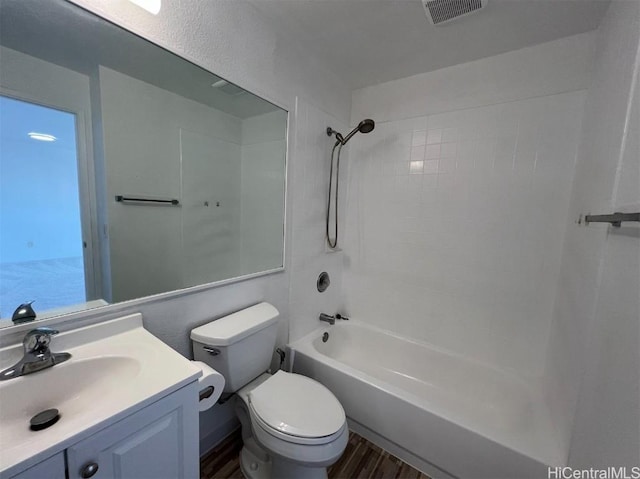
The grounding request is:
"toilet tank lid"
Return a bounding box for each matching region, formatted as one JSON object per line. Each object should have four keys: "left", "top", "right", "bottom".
{"left": 190, "top": 302, "right": 279, "bottom": 346}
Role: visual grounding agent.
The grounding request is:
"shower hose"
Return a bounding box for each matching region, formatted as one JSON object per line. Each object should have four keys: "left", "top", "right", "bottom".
{"left": 326, "top": 141, "right": 343, "bottom": 249}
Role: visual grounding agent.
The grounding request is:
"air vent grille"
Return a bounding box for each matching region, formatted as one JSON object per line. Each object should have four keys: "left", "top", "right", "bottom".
{"left": 219, "top": 82, "right": 245, "bottom": 96}
{"left": 423, "top": 0, "right": 486, "bottom": 25}
{"left": 211, "top": 79, "right": 246, "bottom": 97}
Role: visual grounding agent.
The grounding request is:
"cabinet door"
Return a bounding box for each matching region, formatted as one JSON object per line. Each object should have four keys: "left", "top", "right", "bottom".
{"left": 66, "top": 384, "right": 199, "bottom": 479}
{"left": 8, "top": 452, "right": 65, "bottom": 479}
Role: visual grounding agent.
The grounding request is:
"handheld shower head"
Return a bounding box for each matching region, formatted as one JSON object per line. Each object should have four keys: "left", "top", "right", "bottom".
{"left": 341, "top": 119, "right": 375, "bottom": 144}
{"left": 326, "top": 119, "right": 375, "bottom": 145}
{"left": 358, "top": 119, "right": 375, "bottom": 134}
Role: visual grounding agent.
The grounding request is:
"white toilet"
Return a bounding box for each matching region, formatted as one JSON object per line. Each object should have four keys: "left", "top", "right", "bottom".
{"left": 191, "top": 302, "right": 348, "bottom": 479}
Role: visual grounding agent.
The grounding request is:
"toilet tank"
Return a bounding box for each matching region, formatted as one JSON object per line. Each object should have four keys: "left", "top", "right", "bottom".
{"left": 191, "top": 302, "right": 279, "bottom": 393}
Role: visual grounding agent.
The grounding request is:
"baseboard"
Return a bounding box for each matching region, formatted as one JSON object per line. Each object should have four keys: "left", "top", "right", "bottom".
{"left": 200, "top": 421, "right": 240, "bottom": 457}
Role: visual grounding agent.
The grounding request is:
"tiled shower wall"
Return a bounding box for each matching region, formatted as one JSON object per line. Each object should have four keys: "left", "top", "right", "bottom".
{"left": 343, "top": 92, "right": 585, "bottom": 375}
{"left": 343, "top": 87, "right": 586, "bottom": 376}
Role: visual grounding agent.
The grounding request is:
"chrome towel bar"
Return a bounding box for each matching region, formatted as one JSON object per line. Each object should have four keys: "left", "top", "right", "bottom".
{"left": 584, "top": 212, "right": 640, "bottom": 227}
{"left": 115, "top": 195, "right": 180, "bottom": 206}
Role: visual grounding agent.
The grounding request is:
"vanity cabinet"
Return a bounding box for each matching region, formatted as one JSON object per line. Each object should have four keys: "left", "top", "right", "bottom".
{"left": 67, "top": 385, "right": 198, "bottom": 479}
{"left": 9, "top": 385, "right": 199, "bottom": 479}
{"left": 8, "top": 453, "right": 65, "bottom": 479}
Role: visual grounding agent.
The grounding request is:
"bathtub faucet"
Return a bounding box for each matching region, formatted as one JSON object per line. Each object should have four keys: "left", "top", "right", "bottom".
{"left": 319, "top": 313, "right": 349, "bottom": 325}
{"left": 319, "top": 313, "right": 335, "bottom": 325}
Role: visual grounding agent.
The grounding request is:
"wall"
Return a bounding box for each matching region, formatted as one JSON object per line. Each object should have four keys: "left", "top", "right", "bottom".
{"left": 344, "top": 34, "right": 593, "bottom": 377}
{"left": 288, "top": 98, "right": 349, "bottom": 342}
{"left": 544, "top": 0, "right": 640, "bottom": 464}
{"left": 239, "top": 110, "right": 287, "bottom": 275}
{"left": 352, "top": 32, "right": 594, "bottom": 124}
{"left": 62, "top": 0, "right": 352, "bottom": 455}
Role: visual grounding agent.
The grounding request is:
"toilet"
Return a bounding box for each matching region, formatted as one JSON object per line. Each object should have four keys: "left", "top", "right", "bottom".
{"left": 191, "top": 302, "right": 348, "bottom": 479}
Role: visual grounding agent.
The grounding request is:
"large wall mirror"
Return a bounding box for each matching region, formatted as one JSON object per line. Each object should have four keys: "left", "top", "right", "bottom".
{"left": 0, "top": 0, "right": 287, "bottom": 328}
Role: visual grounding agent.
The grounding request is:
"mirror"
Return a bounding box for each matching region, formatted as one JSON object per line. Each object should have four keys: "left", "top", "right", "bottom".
{"left": 0, "top": 0, "right": 287, "bottom": 328}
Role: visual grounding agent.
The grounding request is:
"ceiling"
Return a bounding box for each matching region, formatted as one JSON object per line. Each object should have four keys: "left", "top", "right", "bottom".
{"left": 0, "top": 0, "right": 281, "bottom": 119}
{"left": 247, "top": 0, "right": 611, "bottom": 89}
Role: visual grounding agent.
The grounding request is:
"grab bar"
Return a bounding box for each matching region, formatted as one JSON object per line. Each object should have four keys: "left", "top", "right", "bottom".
{"left": 585, "top": 212, "right": 639, "bottom": 227}
{"left": 115, "top": 195, "right": 180, "bottom": 206}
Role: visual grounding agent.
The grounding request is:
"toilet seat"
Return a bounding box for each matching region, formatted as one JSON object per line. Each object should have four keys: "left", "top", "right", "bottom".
{"left": 248, "top": 371, "right": 346, "bottom": 446}
{"left": 249, "top": 403, "right": 348, "bottom": 446}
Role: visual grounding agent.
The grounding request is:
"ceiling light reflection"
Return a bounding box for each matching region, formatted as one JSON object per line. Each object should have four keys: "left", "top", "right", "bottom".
{"left": 28, "top": 132, "right": 57, "bottom": 142}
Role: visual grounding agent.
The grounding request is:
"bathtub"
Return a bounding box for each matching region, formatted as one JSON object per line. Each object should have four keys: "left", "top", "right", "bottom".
{"left": 287, "top": 320, "right": 565, "bottom": 479}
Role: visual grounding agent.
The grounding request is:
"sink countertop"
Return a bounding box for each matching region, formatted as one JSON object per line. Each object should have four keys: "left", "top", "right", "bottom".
{"left": 0, "top": 313, "right": 201, "bottom": 477}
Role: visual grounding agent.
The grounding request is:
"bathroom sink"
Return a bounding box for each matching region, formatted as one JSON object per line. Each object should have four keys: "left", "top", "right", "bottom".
{"left": 0, "top": 356, "right": 141, "bottom": 448}
{"left": 0, "top": 313, "right": 201, "bottom": 476}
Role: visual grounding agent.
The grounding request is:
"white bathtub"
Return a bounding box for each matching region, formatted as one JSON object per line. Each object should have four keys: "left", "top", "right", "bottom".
{"left": 288, "top": 320, "right": 565, "bottom": 479}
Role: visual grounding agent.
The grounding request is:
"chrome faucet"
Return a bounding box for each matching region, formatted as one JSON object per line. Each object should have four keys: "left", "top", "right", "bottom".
{"left": 319, "top": 313, "right": 349, "bottom": 325}
{"left": 0, "top": 327, "right": 71, "bottom": 381}
{"left": 319, "top": 313, "right": 335, "bottom": 325}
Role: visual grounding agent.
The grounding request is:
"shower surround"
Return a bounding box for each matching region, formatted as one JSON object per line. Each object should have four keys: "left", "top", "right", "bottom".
{"left": 342, "top": 33, "right": 592, "bottom": 377}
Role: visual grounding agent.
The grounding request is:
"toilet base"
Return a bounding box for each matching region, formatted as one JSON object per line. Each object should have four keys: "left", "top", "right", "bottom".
{"left": 270, "top": 457, "right": 328, "bottom": 479}
{"left": 240, "top": 441, "right": 271, "bottom": 479}
{"left": 240, "top": 444, "right": 328, "bottom": 479}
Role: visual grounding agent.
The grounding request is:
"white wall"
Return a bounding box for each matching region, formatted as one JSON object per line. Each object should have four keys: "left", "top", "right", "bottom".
{"left": 544, "top": 0, "right": 640, "bottom": 464}
{"left": 344, "top": 34, "right": 593, "bottom": 376}
{"left": 352, "top": 32, "right": 594, "bottom": 124}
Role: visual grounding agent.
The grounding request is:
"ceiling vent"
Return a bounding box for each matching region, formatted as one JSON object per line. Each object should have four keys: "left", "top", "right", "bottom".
{"left": 422, "top": 0, "right": 487, "bottom": 25}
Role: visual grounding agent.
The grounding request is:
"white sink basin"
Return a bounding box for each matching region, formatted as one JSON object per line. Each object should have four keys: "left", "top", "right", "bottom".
{"left": 0, "top": 314, "right": 200, "bottom": 476}
{"left": 0, "top": 356, "right": 141, "bottom": 448}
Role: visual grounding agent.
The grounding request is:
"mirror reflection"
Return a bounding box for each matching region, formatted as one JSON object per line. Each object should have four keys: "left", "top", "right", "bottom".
{"left": 0, "top": 0, "right": 287, "bottom": 327}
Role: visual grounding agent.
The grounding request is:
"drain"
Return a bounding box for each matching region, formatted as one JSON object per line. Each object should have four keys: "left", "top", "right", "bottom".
{"left": 322, "top": 332, "right": 329, "bottom": 343}
{"left": 30, "top": 408, "right": 60, "bottom": 431}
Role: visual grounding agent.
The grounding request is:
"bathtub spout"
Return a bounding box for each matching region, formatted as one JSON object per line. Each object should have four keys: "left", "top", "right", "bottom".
{"left": 319, "top": 313, "right": 335, "bottom": 325}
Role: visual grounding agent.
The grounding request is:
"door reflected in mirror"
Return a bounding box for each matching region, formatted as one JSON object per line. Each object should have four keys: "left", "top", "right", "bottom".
{"left": 0, "top": 0, "right": 287, "bottom": 327}
{"left": 1, "top": 96, "right": 88, "bottom": 316}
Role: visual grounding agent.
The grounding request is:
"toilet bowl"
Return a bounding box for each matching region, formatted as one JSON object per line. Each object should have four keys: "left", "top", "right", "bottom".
{"left": 236, "top": 371, "right": 348, "bottom": 479}
{"left": 190, "top": 303, "right": 348, "bottom": 479}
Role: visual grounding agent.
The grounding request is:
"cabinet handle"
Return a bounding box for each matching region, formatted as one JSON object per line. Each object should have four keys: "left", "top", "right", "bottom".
{"left": 80, "top": 462, "right": 99, "bottom": 478}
